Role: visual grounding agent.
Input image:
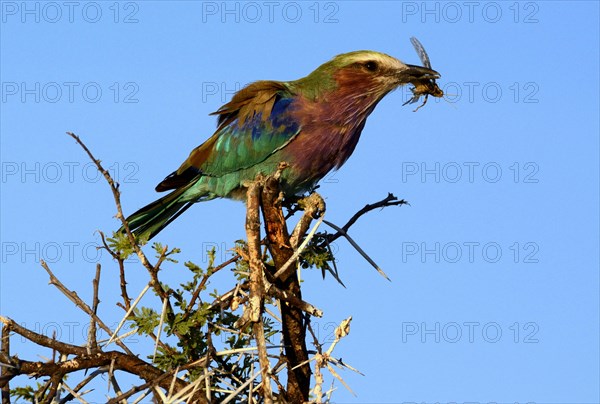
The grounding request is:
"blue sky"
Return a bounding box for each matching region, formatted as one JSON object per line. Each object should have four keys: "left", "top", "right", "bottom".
{"left": 1, "top": 1, "right": 599, "bottom": 402}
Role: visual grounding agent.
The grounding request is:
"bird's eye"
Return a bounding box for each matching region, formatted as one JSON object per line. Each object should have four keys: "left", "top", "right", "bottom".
{"left": 364, "top": 61, "right": 378, "bottom": 72}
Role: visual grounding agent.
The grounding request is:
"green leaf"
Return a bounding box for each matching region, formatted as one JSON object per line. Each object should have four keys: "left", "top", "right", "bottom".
{"left": 107, "top": 231, "right": 147, "bottom": 259}
{"left": 130, "top": 307, "right": 160, "bottom": 335}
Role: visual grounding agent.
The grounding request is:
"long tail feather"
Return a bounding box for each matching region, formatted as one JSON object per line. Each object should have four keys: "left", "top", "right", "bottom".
{"left": 120, "top": 182, "right": 207, "bottom": 241}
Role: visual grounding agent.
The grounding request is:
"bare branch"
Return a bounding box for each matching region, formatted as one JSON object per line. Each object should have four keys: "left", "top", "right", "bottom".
{"left": 325, "top": 193, "right": 408, "bottom": 243}
{"left": 106, "top": 283, "right": 151, "bottom": 347}
{"left": 1, "top": 315, "right": 209, "bottom": 403}
{"left": 244, "top": 178, "right": 273, "bottom": 402}
{"left": 87, "top": 263, "right": 102, "bottom": 354}
{"left": 39, "top": 260, "right": 134, "bottom": 356}
{"left": 266, "top": 283, "right": 323, "bottom": 318}
{"left": 58, "top": 368, "right": 107, "bottom": 404}
{"left": 66, "top": 132, "right": 177, "bottom": 333}
{"left": 0, "top": 315, "right": 88, "bottom": 357}
{"left": 12, "top": 353, "right": 193, "bottom": 400}
{"left": 98, "top": 231, "right": 131, "bottom": 311}
{"left": 106, "top": 357, "right": 209, "bottom": 404}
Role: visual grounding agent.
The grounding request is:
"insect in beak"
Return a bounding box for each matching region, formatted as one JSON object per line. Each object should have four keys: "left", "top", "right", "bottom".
{"left": 403, "top": 37, "right": 444, "bottom": 112}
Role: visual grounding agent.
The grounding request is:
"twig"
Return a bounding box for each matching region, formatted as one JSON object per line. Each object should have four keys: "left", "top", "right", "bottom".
{"left": 273, "top": 214, "right": 324, "bottom": 280}
{"left": 325, "top": 193, "right": 408, "bottom": 244}
{"left": 152, "top": 296, "right": 169, "bottom": 363}
{"left": 202, "top": 364, "right": 211, "bottom": 403}
{"left": 98, "top": 231, "right": 131, "bottom": 311}
{"left": 166, "top": 369, "right": 209, "bottom": 403}
{"left": 325, "top": 316, "right": 351, "bottom": 356}
{"left": 220, "top": 369, "right": 262, "bottom": 404}
{"left": 311, "top": 316, "right": 358, "bottom": 398}
{"left": 109, "top": 369, "right": 124, "bottom": 400}
{"left": 152, "top": 385, "right": 168, "bottom": 403}
{"left": 266, "top": 283, "right": 323, "bottom": 318}
{"left": 306, "top": 319, "right": 324, "bottom": 403}
{"left": 96, "top": 328, "right": 138, "bottom": 346}
{"left": 60, "top": 381, "right": 89, "bottom": 404}
{"left": 66, "top": 132, "right": 177, "bottom": 335}
{"left": 147, "top": 245, "right": 174, "bottom": 304}
{"left": 324, "top": 238, "right": 346, "bottom": 287}
{"left": 105, "top": 357, "right": 209, "bottom": 404}
{"left": 106, "top": 282, "right": 151, "bottom": 347}
{"left": 322, "top": 220, "right": 391, "bottom": 281}
{"left": 34, "top": 379, "right": 51, "bottom": 403}
{"left": 44, "top": 372, "right": 65, "bottom": 404}
{"left": 87, "top": 263, "right": 102, "bottom": 354}
{"left": 106, "top": 377, "right": 162, "bottom": 404}
{"left": 116, "top": 259, "right": 131, "bottom": 311}
{"left": 248, "top": 362, "right": 254, "bottom": 402}
{"left": 166, "top": 366, "right": 180, "bottom": 399}
{"left": 183, "top": 254, "right": 240, "bottom": 321}
{"left": 39, "top": 259, "right": 134, "bottom": 356}
{"left": 326, "top": 363, "right": 356, "bottom": 397}
{"left": 52, "top": 330, "right": 58, "bottom": 363}
{"left": 130, "top": 389, "right": 152, "bottom": 404}
{"left": 58, "top": 367, "right": 107, "bottom": 404}
{"left": 215, "top": 346, "right": 258, "bottom": 356}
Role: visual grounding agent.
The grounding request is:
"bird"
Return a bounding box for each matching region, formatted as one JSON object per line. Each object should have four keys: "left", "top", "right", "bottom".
{"left": 122, "top": 49, "right": 440, "bottom": 241}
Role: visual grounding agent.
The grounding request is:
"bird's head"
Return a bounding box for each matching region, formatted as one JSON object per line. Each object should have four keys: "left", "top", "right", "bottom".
{"left": 294, "top": 50, "right": 440, "bottom": 107}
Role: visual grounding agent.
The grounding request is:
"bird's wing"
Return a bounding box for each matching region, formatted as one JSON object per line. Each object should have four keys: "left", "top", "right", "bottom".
{"left": 156, "top": 80, "right": 300, "bottom": 192}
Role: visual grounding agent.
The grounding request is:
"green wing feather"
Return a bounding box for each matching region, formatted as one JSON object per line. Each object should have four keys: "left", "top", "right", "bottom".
{"left": 157, "top": 80, "right": 300, "bottom": 191}
{"left": 122, "top": 80, "right": 301, "bottom": 240}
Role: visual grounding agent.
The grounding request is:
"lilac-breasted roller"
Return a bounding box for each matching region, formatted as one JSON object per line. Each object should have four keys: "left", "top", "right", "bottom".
{"left": 124, "top": 50, "right": 440, "bottom": 240}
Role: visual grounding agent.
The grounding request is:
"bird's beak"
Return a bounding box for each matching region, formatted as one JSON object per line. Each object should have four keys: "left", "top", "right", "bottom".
{"left": 400, "top": 64, "right": 441, "bottom": 81}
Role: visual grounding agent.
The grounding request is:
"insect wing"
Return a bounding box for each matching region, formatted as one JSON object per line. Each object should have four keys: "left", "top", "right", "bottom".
{"left": 410, "top": 36, "right": 432, "bottom": 69}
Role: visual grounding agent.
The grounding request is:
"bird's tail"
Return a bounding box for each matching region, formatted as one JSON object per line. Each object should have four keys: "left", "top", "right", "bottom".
{"left": 120, "top": 182, "right": 205, "bottom": 241}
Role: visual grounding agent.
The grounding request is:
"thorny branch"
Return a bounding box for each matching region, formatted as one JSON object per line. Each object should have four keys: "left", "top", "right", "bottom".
{"left": 244, "top": 178, "right": 274, "bottom": 403}
{"left": 325, "top": 192, "right": 408, "bottom": 244}
{"left": 260, "top": 167, "right": 312, "bottom": 402}
{"left": 2, "top": 133, "right": 404, "bottom": 402}
{"left": 307, "top": 316, "right": 361, "bottom": 402}
{"left": 0, "top": 316, "right": 199, "bottom": 401}
{"left": 66, "top": 132, "right": 178, "bottom": 336}
{"left": 39, "top": 259, "right": 134, "bottom": 356}
{"left": 318, "top": 193, "right": 408, "bottom": 281}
